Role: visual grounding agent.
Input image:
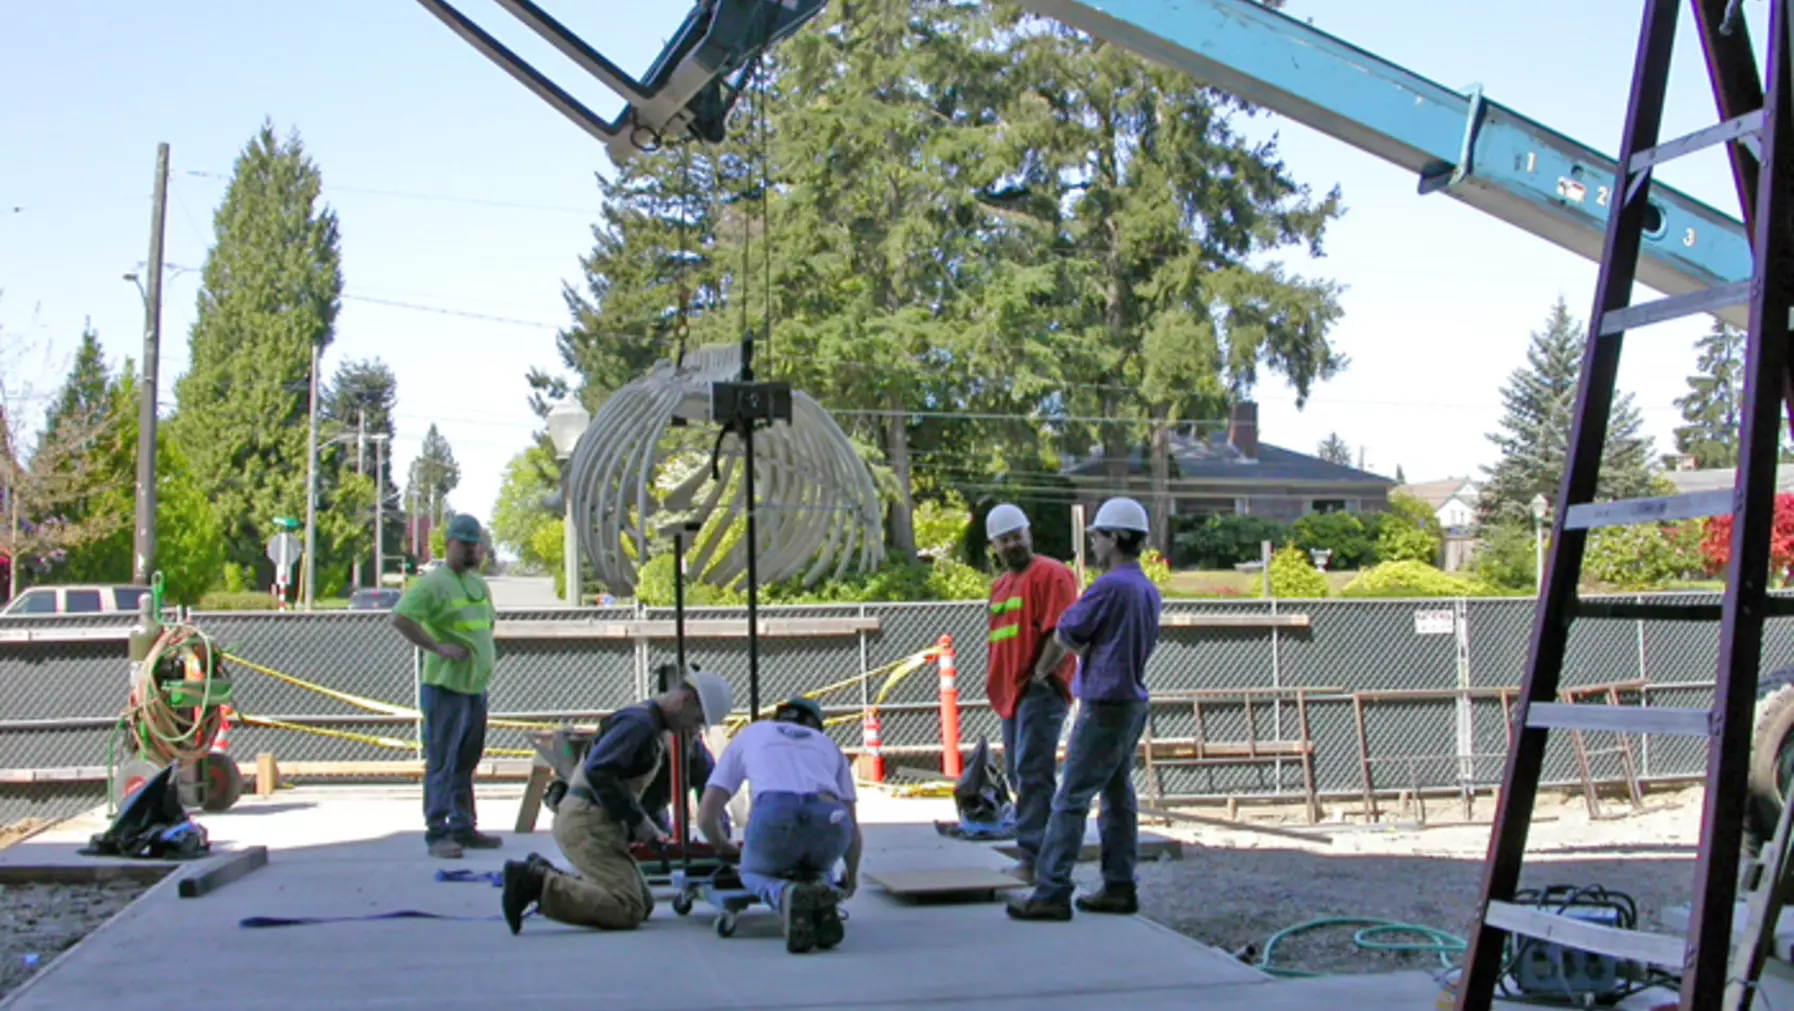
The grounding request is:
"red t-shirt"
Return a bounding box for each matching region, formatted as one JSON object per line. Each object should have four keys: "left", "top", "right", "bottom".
{"left": 986, "top": 556, "right": 1080, "bottom": 720}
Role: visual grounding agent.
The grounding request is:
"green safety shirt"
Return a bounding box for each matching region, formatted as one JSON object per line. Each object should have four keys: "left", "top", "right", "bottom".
{"left": 394, "top": 564, "right": 497, "bottom": 695}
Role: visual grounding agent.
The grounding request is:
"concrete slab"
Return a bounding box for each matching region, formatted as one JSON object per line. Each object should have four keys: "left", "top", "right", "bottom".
{"left": 0, "top": 786, "right": 1317, "bottom": 1011}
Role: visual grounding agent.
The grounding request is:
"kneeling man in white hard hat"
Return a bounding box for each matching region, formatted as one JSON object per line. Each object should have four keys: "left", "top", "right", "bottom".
{"left": 501, "top": 669, "right": 734, "bottom": 933}
{"left": 1007, "top": 497, "right": 1163, "bottom": 922}
{"left": 696, "top": 696, "right": 864, "bottom": 954}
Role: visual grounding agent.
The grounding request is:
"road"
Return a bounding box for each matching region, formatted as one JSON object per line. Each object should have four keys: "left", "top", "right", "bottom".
{"left": 485, "top": 575, "right": 562, "bottom": 608}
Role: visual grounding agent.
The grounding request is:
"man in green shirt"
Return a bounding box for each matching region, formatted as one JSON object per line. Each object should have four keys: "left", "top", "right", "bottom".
{"left": 391, "top": 514, "right": 501, "bottom": 859}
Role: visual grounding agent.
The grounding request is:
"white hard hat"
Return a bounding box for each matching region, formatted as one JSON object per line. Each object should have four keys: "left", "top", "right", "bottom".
{"left": 986, "top": 503, "right": 1030, "bottom": 540}
{"left": 685, "top": 669, "right": 734, "bottom": 726}
{"left": 1091, "top": 497, "right": 1150, "bottom": 533}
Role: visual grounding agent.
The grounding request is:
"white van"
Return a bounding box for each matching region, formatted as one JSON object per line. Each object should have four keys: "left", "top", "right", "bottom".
{"left": 0, "top": 585, "right": 151, "bottom": 617}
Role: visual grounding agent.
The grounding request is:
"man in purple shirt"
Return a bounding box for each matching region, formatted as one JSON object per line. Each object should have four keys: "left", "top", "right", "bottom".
{"left": 1007, "top": 497, "right": 1161, "bottom": 922}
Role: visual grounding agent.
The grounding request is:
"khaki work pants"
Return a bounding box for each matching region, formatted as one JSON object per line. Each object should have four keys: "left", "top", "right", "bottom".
{"left": 539, "top": 796, "right": 655, "bottom": 930}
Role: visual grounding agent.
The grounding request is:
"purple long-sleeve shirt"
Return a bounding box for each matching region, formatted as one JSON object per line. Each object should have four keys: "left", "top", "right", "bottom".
{"left": 1056, "top": 561, "right": 1161, "bottom": 703}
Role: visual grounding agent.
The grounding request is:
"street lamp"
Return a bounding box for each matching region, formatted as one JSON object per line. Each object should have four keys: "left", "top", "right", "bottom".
{"left": 1530, "top": 494, "right": 1550, "bottom": 595}
{"left": 547, "top": 399, "right": 591, "bottom": 605}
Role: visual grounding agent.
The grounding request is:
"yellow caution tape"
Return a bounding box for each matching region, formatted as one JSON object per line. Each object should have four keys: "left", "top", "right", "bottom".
{"left": 234, "top": 712, "right": 534, "bottom": 759}
{"left": 222, "top": 653, "right": 558, "bottom": 731}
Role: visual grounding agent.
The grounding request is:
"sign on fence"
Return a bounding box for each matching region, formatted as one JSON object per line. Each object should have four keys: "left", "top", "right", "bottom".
{"left": 1413, "top": 609, "right": 1455, "bottom": 635}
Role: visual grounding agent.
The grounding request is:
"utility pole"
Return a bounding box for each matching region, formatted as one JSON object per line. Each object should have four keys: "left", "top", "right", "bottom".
{"left": 303, "top": 341, "right": 321, "bottom": 609}
{"left": 133, "top": 142, "right": 170, "bottom": 586}
{"left": 372, "top": 434, "right": 389, "bottom": 587}
{"left": 356, "top": 413, "right": 367, "bottom": 578}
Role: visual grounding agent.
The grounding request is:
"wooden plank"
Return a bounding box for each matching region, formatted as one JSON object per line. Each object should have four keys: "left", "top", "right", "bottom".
{"left": 0, "top": 627, "right": 132, "bottom": 645}
{"left": 178, "top": 845, "right": 269, "bottom": 899}
{"left": 1525, "top": 701, "right": 1713, "bottom": 737}
{"left": 493, "top": 617, "right": 881, "bottom": 641}
{"left": 0, "top": 864, "right": 175, "bottom": 885}
{"left": 1484, "top": 899, "right": 1686, "bottom": 967}
{"left": 514, "top": 764, "right": 553, "bottom": 834}
{"left": 1160, "top": 613, "right": 1310, "bottom": 629}
{"left": 0, "top": 766, "right": 111, "bottom": 784}
{"left": 1139, "top": 805, "right": 1333, "bottom": 844}
{"left": 865, "top": 867, "right": 1027, "bottom": 896}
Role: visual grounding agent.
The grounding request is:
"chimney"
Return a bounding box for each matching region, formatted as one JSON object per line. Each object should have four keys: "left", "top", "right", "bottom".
{"left": 1228, "top": 401, "right": 1259, "bottom": 461}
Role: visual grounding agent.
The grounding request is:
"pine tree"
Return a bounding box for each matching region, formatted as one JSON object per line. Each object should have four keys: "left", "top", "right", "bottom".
{"left": 1480, "top": 297, "right": 1657, "bottom": 524}
{"left": 1396, "top": 464, "right": 1407, "bottom": 484}
{"left": 322, "top": 358, "right": 402, "bottom": 576}
{"left": 42, "top": 322, "right": 110, "bottom": 447}
{"left": 410, "top": 424, "right": 460, "bottom": 523}
{"left": 170, "top": 121, "right": 343, "bottom": 574}
{"left": 1317, "top": 434, "right": 1352, "bottom": 466}
{"left": 989, "top": 7, "right": 1346, "bottom": 552}
{"left": 1674, "top": 319, "right": 1745, "bottom": 469}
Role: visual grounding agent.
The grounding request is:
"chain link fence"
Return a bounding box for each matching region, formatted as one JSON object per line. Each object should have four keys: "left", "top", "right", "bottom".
{"left": 5, "top": 592, "right": 1791, "bottom": 825}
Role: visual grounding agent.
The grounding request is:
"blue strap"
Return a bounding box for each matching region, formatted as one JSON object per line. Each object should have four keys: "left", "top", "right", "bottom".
{"left": 434, "top": 869, "right": 504, "bottom": 887}
{"left": 241, "top": 910, "right": 508, "bottom": 929}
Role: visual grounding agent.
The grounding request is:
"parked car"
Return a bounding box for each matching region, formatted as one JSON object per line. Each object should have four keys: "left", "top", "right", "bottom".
{"left": 348, "top": 588, "right": 403, "bottom": 611}
{"left": 0, "top": 585, "right": 151, "bottom": 617}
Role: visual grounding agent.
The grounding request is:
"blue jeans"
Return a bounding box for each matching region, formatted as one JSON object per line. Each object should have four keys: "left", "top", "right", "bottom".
{"left": 739, "top": 791, "right": 854, "bottom": 909}
{"left": 421, "top": 684, "right": 488, "bottom": 840}
{"left": 1000, "top": 680, "right": 1070, "bottom": 865}
{"left": 1028, "top": 698, "right": 1151, "bottom": 905}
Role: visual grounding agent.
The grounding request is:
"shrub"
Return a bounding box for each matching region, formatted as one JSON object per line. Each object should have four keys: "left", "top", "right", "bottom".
{"left": 1700, "top": 493, "right": 1794, "bottom": 586}
{"left": 196, "top": 591, "right": 279, "bottom": 611}
{"left": 1174, "top": 514, "right": 1288, "bottom": 569}
{"left": 1469, "top": 522, "right": 1539, "bottom": 591}
{"left": 1269, "top": 546, "right": 1328, "bottom": 598}
{"left": 1375, "top": 493, "right": 1444, "bottom": 565}
{"left": 634, "top": 553, "right": 744, "bottom": 608}
{"left": 1339, "top": 560, "right": 1492, "bottom": 598}
{"left": 1291, "top": 512, "right": 1375, "bottom": 569}
{"left": 1583, "top": 523, "right": 1694, "bottom": 590}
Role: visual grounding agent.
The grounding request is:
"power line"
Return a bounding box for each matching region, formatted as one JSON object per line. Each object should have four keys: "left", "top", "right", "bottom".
{"left": 179, "top": 170, "right": 604, "bottom": 216}
{"left": 340, "top": 294, "right": 560, "bottom": 330}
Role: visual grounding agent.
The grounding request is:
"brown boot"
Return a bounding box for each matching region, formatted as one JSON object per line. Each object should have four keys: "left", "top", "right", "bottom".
{"left": 1074, "top": 883, "right": 1138, "bottom": 915}
{"left": 1005, "top": 893, "right": 1073, "bottom": 921}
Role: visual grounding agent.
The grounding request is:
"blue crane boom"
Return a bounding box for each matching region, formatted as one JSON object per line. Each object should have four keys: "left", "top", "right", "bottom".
{"left": 415, "top": 0, "right": 1754, "bottom": 327}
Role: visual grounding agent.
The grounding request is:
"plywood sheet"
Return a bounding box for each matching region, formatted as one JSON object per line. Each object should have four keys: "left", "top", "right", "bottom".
{"left": 866, "top": 867, "right": 1028, "bottom": 896}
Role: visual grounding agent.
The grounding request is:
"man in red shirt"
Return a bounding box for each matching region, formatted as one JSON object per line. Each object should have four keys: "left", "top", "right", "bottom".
{"left": 984, "top": 503, "right": 1079, "bottom": 883}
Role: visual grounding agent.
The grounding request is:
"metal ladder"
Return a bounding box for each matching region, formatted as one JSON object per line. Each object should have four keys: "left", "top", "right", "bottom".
{"left": 1454, "top": 1, "right": 1794, "bottom": 1009}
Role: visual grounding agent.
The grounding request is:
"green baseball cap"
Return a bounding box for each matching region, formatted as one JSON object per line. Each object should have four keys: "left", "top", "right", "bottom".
{"left": 775, "top": 696, "right": 826, "bottom": 728}
{"left": 445, "top": 514, "right": 485, "bottom": 544}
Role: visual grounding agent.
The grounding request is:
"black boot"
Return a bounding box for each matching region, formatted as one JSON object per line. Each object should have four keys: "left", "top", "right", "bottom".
{"left": 1074, "top": 882, "right": 1138, "bottom": 915}
{"left": 1005, "top": 893, "right": 1073, "bottom": 921}
{"left": 502, "top": 859, "right": 547, "bottom": 935}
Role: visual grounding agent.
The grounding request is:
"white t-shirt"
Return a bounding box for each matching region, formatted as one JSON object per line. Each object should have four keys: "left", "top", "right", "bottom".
{"left": 706, "top": 720, "right": 857, "bottom": 803}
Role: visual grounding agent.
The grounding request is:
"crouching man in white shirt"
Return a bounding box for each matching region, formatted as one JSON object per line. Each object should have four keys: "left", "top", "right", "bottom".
{"left": 696, "top": 696, "right": 864, "bottom": 954}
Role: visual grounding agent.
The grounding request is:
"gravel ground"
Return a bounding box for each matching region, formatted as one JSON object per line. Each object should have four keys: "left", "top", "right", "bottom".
{"left": 1092, "top": 786, "right": 1706, "bottom": 977}
{"left": 0, "top": 879, "right": 155, "bottom": 1000}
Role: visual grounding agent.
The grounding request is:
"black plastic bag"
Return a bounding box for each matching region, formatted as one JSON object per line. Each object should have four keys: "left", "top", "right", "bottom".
{"left": 953, "top": 737, "right": 1013, "bottom": 826}
{"left": 81, "top": 763, "right": 211, "bottom": 860}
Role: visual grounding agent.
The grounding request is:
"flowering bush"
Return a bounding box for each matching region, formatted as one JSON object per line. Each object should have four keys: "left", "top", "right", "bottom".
{"left": 1698, "top": 493, "right": 1794, "bottom": 586}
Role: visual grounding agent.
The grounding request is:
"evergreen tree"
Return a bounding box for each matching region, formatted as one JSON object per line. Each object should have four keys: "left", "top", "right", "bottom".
{"left": 1674, "top": 319, "right": 1745, "bottom": 469}
{"left": 324, "top": 358, "right": 398, "bottom": 438}
{"left": 1480, "top": 297, "right": 1657, "bottom": 524}
{"left": 1395, "top": 464, "right": 1407, "bottom": 484}
{"left": 410, "top": 423, "right": 460, "bottom": 523}
{"left": 988, "top": 7, "right": 1347, "bottom": 551}
{"left": 42, "top": 322, "right": 110, "bottom": 448}
{"left": 1317, "top": 433, "right": 1352, "bottom": 466}
{"left": 169, "top": 121, "right": 343, "bottom": 574}
{"left": 321, "top": 357, "right": 402, "bottom": 582}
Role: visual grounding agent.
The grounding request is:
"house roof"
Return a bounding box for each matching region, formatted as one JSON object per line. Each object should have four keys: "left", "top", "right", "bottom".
{"left": 1396, "top": 478, "right": 1479, "bottom": 510}
{"left": 1665, "top": 466, "right": 1794, "bottom": 494}
{"left": 1063, "top": 429, "right": 1395, "bottom": 486}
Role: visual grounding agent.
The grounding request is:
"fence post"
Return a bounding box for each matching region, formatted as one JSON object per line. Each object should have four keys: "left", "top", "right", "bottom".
{"left": 937, "top": 634, "right": 962, "bottom": 778}
{"left": 1454, "top": 598, "right": 1475, "bottom": 791}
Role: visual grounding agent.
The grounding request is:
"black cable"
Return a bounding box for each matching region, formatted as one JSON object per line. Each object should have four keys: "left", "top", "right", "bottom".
{"left": 1491, "top": 884, "right": 1681, "bottom": 1007}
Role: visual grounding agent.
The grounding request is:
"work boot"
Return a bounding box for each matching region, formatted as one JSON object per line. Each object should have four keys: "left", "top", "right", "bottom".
{"left": 524, "top": 852, "right": 561, "bottom": 874}
{"left": 1005, "top": 893, "right": 1073, "bottom": 922}
{"left": 1074, "top": 882, "right": 1139, "bottom": 915}
{"left": 428, "top": 836, "right": 464, "bottom": 860}
{"left": 502, "top": 859, "right": 547, "bottom": 935}
{"left": 780, "top": 882, "right": 821, "bottom": 954}
{"left": 456, "top": 829, "right": 503, "bottom": 850}
{"left": 812, "top": 885, "right": 845, "bottom": 950}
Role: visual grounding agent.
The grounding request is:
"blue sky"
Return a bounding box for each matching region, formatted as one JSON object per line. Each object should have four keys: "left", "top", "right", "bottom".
{"left": 0, "top": 0, "right": 1773, "bottom": 543}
